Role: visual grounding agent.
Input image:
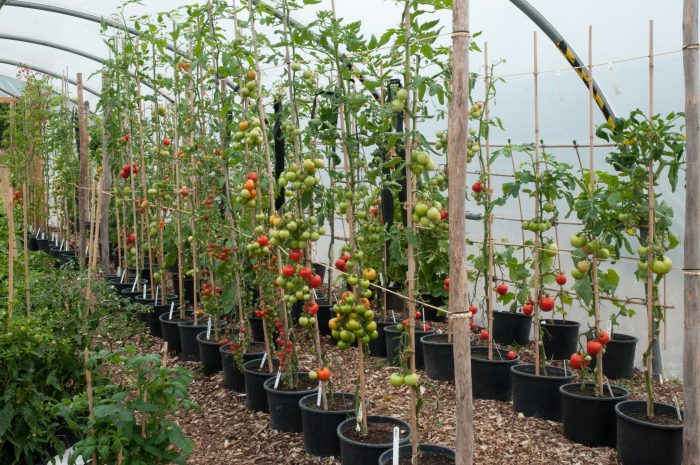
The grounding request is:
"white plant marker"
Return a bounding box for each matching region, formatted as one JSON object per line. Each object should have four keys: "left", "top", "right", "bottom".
{"left": 392, "top": 426, "right": 400, "bottom": 465}
{"left": 142, "top": 283, "right": 148, "bottom": 299}
{"left": 206, "top": 317, "right": 212, "bottom": 340}
{"left": 168, "top": 301, "right": 175, "bottom": 319}
{"left": 316, "top": 382, "right": 323, "bottom": 406}
{"left": 274, "top": 368, "right": 281, "bottom": 389}
{"left": 259, "top": 352, "right": 268, "bottom": 369}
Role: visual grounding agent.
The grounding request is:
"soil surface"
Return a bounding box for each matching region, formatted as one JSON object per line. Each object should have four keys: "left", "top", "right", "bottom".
{"left": 399, "top": 455, "right": 454, "bottom": 465}
{"left": 344, "top": 421, "right": 409, "bottom": 444}
{"left": 122, "top": 325, "right": 683, "bottom": 465}
{"left": 627, "top": 410, "right": 683, "bottom": 426}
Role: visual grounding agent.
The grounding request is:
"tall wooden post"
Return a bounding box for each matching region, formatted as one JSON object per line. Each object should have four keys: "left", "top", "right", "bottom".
{"left": 448, "top": 0, "right": 473, "bottom": 463}
{"left": 77, "top": 74, "right": 89, "bottom": 267}
{"left": 0, "top": 165, "right": 16, "bottom": 323}
{"left": 100, "top": 74, "right": 112, "bottom": 275}
{"left": 682, "top": 0, "right": 700, "bottom": 462}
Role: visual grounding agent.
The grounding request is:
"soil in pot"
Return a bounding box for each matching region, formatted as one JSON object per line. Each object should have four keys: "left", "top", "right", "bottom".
{"left": 471, "top": 346, "right": 520, "bottom": 401}
{"left": 178, "top": 320, "right": 208, "bottom": 362}
{"left": 300, "top": 393, "right": 356, "bottom": 457}
{"left": 589, "top": 332, "right": 638, "bottom": 379}
{"left": 367, "top": 320, "right": 394, "bottom": 358}
{"left": 560, "top": 382, "right": 630, "bottom": 447}
{"left": 541, "top": 319, "right": 580, "bottom": 360}
{"left": 337, "top": 415, "right": 411, "bottom": 465}
{"left": 196, "top": 331, "right": 228, "bottom": 375}
{"left": 511, "top": 364, "right": 575, "bottom": 422}
{"left": 378, "top": 444, "right": 455, "bottom": 465}
{"left": 492, "top": 310, "right": 532, "bottom": 346}
{"left": 421, "top": 333, "right": 454, "bottom": 381}
{"left": 264, "top": 375, "right": 318, "bottom": 432}
{"left": 221, "top": 342, "right": 267, "bottom": 392}
{"left": 242, "top": 358, "right": 279, "bottom": 412}
{"left": 385, "top": 325, "right": 434, "bottom": 369}
{"left": 615, "top": 400, "right": 683, "bottom": 465}
{"left": 159, "top": 311, "right": 193, "bottom": 354}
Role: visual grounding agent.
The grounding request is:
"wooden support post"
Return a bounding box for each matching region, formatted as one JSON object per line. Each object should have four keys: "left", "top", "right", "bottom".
{"left": 0, "top": 165, "right": 16, "bottom": 323}
{"left": 683, "top": 1, "right": 700, "bottom": 463}
{"left": 449, "top": 0, "right": 473, "bottom": 463}
{"left": 485, "top": 43, "right": 495, "bottom": 361}
{"left": 22, "top": 180, "right": 30, "bottom": 316}
{"left": 100, "top": 75, "right": 112, "bottom": 276}
{"left": 77, "top": 74, "right": 89, "bottom": 268}
{"left": 532, "top": 32, "right": 542, "bottom": 376}
{"left": 683, "top": 1, "right": 700, "bottom": 462}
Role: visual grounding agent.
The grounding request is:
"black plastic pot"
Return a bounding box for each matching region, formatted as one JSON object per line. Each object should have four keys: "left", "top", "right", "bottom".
{"left": 312, "top": 262, "right": 327, "bottom": 281}
{"left": 511, "top": 364, "right": 575, "bottom": 421}
{"left": 384, "top": 286, "right": 406, "bottom": 313}
{"left": 615, "top": 400, "right": 683, "bottom": 465}
{"left": 159, "top": 311, "right": 192, "bottom": 354}
{"left": 197, "top": 331, "right": 225, "bottom": 375}
{"left": 37, "top": 238, "right": 50, "bottom": 251}
{"left": 28, "top": 236, "right": 39, "bottom": 251}
{"left": 120, "top": 287, "right": 145, "bottom": 302}
{"left": 471, "top": 347, "right": 520, "bottom": 400}
{"left": 560, "top": 382, "right": 630, "bottom": 447}
{"left": 248, "top": 315, "right": 265, "bottom": 342}
{"left": 112, "top": 279, "right": 147, "bottom": 294}
{"left": 134, "top": 294, "right": 178, "bottom": 307}
{"left": 300, "top": 392, "right": 356, "bottom": 457}
{"left": 541, "top": 319, "right": 580, "bottom": 360}
{"left": 135, "top": 310, "right": 150, "bottom": 324}
{"left": 128, "top": 266, "right": 151, "bottom": 281}
{"left": 337, "top": 415, "right": 411, "bottom": 465}
{"left": 172, "top": 274, "right": 196, "bottom": 303}
{"left": 148, "top": 302, "right": 188, "bottom": 338}
{"left": 367, "top": 320, "right": 393, "bottom": 357}
{"left": 264, "top": 375, "right": 318, "bottom": 432}
{"left": 317, "top": 303, "right": 333, "bottom": 336}
{"left": 492, "top": 310, "right": 532, "bottom": 346}
{"left": 221, "top": 343, "right": 267, "bottom": 392}
{"left": 419, "top": 294, "right": 446, "bottom": 322}
{"left": 385, "top": 325, "right": 434, "bottom": 369}
{"left": 378, "top": 444, "right": 455, "bottom": 465}
{"left": 589, "top": 333, "right": 638, "bottom": 379}
{"left": 291, "top": 301, "right": 304, "bottom": 323}
{"left": 242, "top": 358, "right": 279, "bottom": 412}
{"left": 177, "top": 320, "right": 208, "bottom": 362}
{"left": 421, "top": 333, "right": 454, "bottom": 381}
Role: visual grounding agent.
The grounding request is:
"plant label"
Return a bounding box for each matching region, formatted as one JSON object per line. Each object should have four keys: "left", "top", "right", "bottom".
{"left": 60, "top": 239, "right": 65, "bottom": 251}
{"left": 117, "top": 266, "right": 121, "bottom": 277}
{"left": 274, "top": 369, "right": 281, "bottom": 389}
{"left": 379, "top": 272, "right": 385, "bottom": 285}
{"left": 206, "top": 318, "right": 212, "bottom": 340}
{"left": 155, "top": 286, "right": 159, "bottom": 302}
{"left": 168, "top": 302, "right": 175, "bottom": 319}
{"left": 392, "top": 427, "right": 400, "bottom": 465}
{"left": 259, "top": 352, "right": 267, "bottom": 369}
{"left": 143, "top": 284, "right": 148, "bottom": 299}
{"left": 606, "top": 319, "right": 612, "bottom": 333}
{"left": 391, "top": 310, "right": 396, "bottom": 323}
{"left": 316, "top": 382, "right": 323, "bottom": 406}
{"left": 131, "top": 279, "right": 138, "bottom": 292}
{"left": 313, "top": 289, "right": 318, "bottom": 300}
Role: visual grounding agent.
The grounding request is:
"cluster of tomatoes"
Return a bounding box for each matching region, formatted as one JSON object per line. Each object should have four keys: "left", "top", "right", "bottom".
{"left": 569, "top": 330, "right": 610, "bottom": 370}
{"left": 233, "top": 172, "right": 258, "bottom": 208}
{"left": 273, "top": 320, "right": 293, "bottom": 371}
{"left": 276, "top": 253, "right": 323, "bottom": 306}
{"left": 119, "top": 163, "right": 138, "bottom": 180}
{"left": 268, "top": 212, "right": 323, "bottom": 249}
{"left": 329, "top": 290, "right": 379, "bottom": 349}
{"left": 298, "top": 301, "right": 320, "bottom": 328}
{"left": 395, "top": 311, "right": 431, "bottom": 333}
{"left": 412, "top": 201, "right": 447, "bottom": 230}
{"left": 277, "top": 158, "right": 323, "bottom": 193}
{"left": 201, "top": 281, "right": 222, "bottom": 298}
{"left": 308, "top": 367, "right": 331, "bottom": 382}
{"left": 409, "top": 150, "right": 436, "bottom": 175}
{"left": 119, "top": 131, "right": 130, "bottom": 145}
{"left": 206, "top": 243, "right": 232, "bottom": 261}
{"left": 232, "top": 116, "right": 264, "bottom": 150}
{"left": 12, "top": 190, "right": 22, "bottom": 205}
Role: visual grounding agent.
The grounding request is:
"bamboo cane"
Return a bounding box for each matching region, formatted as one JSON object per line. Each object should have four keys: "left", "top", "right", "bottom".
{"left": 21, "top": 180, "right": 30, "bottom": 316}
{"left": 532, "top": 32, "right": 543, "bottom": 376}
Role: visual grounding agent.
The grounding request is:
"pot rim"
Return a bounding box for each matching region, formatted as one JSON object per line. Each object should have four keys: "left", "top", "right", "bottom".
{"left": 510, "top": 363, "right": 575, "bottom": 380}
{"left": 336, "top": 415, "right": 411, "bottom": 449}
{"left": 263, "top": 375, "right": 319, "bottom": 395}
{"left": 470, "top": 346, "right": 521, "bottom": 364}
{"left": 196, "top": 330, "right": 230, "bottom": 345}
{"left": 379, "top": 443, "right": 456, "bottom": 462}
{"left": 158, "top": 310, "right": 193, "bottom": 323}
{"left": 492, "top": 310, "right": 532, "bottom": 319}
{"left": 299, "top": 392, "right": 357, "bottom": 414}
{"left": 614, "top": 400, "right": 684, "bottom": 430}
{"left": 540, "top": 319, "right": 581, "bottom": 327}
{"left": 177, "top": 320, "right": 207, "bottom": 329}
{"left": 220, "top": 344, "right": 265, "bottom": 356}
{"left": 242, "top": 357, "right": 279, "bottom": 375}
{"left": 384, "top": 324, "right": 435, "bottom": 335}
{"left": 559, "top": 382, "right": 630, "bottom": 401}
{"left": 420, "top": 333, "right": 452, "bottom": 346}
{"left": 610, "top": 332, "right": 639, "bottom": 343}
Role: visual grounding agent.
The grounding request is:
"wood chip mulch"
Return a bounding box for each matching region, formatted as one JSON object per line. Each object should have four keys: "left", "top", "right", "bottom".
{"left": 124, "top": 327, "right": 683, "bottom": 465}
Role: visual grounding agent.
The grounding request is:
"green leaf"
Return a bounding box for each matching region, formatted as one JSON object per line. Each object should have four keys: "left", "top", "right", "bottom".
{"left": 0, "top": 402, "right": 14, "bottom": 436}
{"left": 572, "top": 277, "right": 593, "bottom": 306}
{"left": 404, "top": 229, "right": 419, "bottom": 247}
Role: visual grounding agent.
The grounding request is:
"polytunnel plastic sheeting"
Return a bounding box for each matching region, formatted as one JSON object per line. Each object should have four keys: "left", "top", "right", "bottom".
{"left": 0, "top": 0, "right": 692, "bottom": 378}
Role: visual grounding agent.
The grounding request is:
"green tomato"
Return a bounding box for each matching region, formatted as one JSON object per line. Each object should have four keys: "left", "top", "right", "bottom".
{"left": 389, "top": 373, "right": 405, "bottom": 387}
{"left": 404, "top": 373, "right": 420, "bottom": 386}
{"left": 570, "top": 233, "right": 587, "bottom": 248}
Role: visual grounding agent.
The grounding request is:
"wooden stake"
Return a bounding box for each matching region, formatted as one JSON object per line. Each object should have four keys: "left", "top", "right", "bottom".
{"left": 682, "top": 0, "right": 700, "bottom": 461}
{"left": 588, "top": 26, "right": 604, "bottom": 397}
{"left": 100, "top": 73, "right": 112, "bottom": 276}
{"left": 0, "top": 165, "right": 16, "bottom": 323}
{"left": 77, "top": 74, "right": 89, "bottom": 268}
{"left": 21, "top": 180, "right": 30, "bottom": 316}
{"left": 533, "top": 32, "right": 542, "bottom": 376}
{"left": 83, "top": 349, "right": 97, "bottom": 465}
{"left": 449, "top": 0, "right": 473, "bottom": 462}
{"left": 485, "top": 43, "right": 495, "bottom": 361}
